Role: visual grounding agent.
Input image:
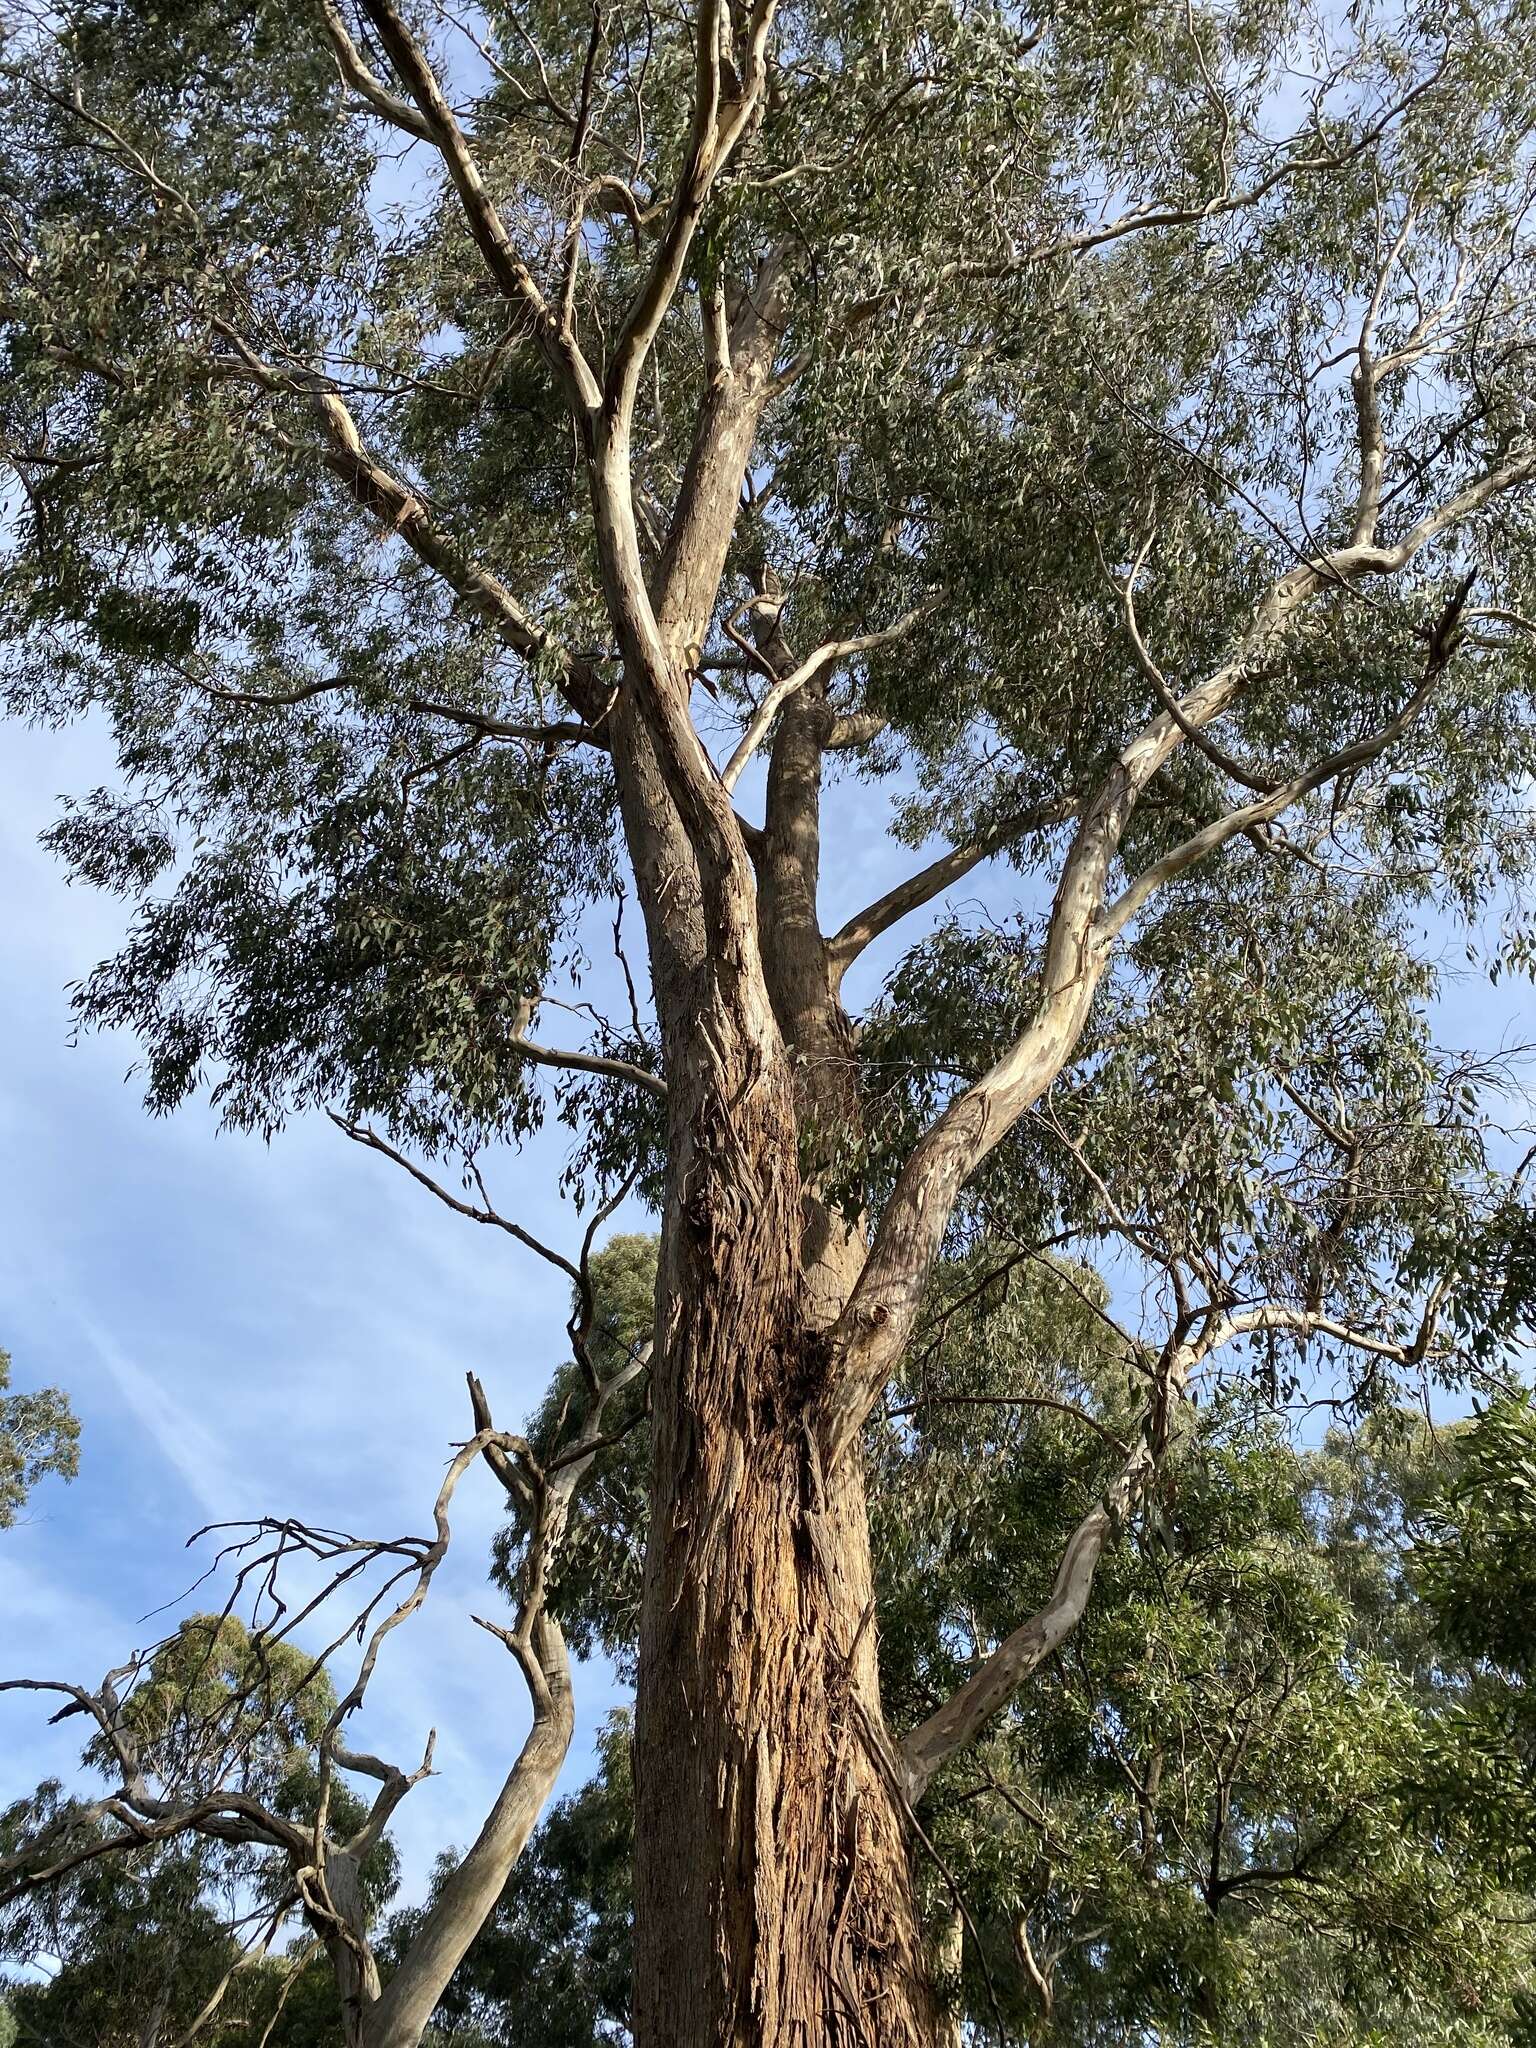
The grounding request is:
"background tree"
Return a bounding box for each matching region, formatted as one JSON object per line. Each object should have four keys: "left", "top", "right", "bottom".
{"left": 0, "top": 1347, "right": 77, "bottom": 1530}
{"left": 1412, "top": 1394, "right": 1536, "bottom": 1903}
{"left": 4, "top": 0, "right": 1536, "bottom": 2042}
{"left": 3, "top": 1835, "right": 317, "bottom": 2047}
{"left": 413, "top": 1260, "right": 1536, "bottom": 2045}
{"left": 0, "top": 1615, "right": 401, "bottom": 2047}
{"left": 0, "top": 1325, "right": 635, "bottom": 2048}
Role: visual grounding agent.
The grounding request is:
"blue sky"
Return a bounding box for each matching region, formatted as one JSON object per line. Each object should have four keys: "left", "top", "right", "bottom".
{"left": 0, "top": 715, "right": 626, "bottom": 1903}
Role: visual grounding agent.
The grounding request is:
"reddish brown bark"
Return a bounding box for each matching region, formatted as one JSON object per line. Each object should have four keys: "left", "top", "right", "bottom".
{"left": 632, "top": 1085, "right": 934, "bottom": 2046}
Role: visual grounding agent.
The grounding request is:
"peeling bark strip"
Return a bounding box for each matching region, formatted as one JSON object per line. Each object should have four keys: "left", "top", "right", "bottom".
{"left": 633, "top": 1077, "right": 934, "bottom": 2043}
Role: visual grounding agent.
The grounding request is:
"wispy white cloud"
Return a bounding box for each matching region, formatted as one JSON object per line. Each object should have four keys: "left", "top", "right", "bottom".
{"left": 71, "top": 1313, "right": 243, "bottom": 1524}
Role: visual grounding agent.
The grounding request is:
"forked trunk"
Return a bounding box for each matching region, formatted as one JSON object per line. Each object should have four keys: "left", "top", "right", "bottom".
{"left": 631, "top": 1072, "right": 937, "bottom": 2046}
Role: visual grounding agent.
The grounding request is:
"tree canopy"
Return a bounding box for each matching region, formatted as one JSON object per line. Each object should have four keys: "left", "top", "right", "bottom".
{"left": 402, "top": 1289, "right": 1536, "bottom": 2044}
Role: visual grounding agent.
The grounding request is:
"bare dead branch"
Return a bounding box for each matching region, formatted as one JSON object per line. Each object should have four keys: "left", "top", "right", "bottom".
{"left": 331, "top": 1116, "right": 593, "bottom": 1275}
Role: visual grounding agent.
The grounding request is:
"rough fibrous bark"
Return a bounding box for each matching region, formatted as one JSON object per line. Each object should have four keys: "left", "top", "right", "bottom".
{"left": 634, "top": 1051, "right": 935, "bottom": 2045}
{"left": 622, "top": 626, "right": 944, "bottom": 2041}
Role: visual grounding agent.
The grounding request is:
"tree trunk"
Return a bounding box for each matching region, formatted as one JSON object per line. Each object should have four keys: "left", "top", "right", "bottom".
{"left": 359, "top": 1615, "right": 575, "bottom": 2048}
{"left": 630, "top": 1044, "right": 936, "bottom": 2046}
{"left": 317, "top": 1849, "right": 382, "bottom": 2048}
{"left": 604, "top": 600, "right": 939, "bottom": 2038}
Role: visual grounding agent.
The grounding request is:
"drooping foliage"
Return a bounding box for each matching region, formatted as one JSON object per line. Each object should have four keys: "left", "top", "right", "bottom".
{"left": 2, "top": 0, "right": 1536, "bottom": 1194}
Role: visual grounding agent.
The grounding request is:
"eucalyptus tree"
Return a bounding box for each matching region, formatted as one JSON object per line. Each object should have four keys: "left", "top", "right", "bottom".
{"left": 0, "top": 1616, "right": 401, "bottom": 2047}
{"left": 0, "top": 1364, "right": 618, "bottom": 2048}
{"left": 2, "top": 1837, "right": 323, "bottom": 2047}
{"left": 4, "top": 0, "right": 1536, "bottom": 2042}
{"left": 1413, "top": 1392, "right": 1536, "bottom": 1893}
{"left": 422, "top": 1277, "right": 1536, "bottom": 2046}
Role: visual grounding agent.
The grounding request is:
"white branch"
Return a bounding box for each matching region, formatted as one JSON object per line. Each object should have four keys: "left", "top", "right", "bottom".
{"left": 896, "top": 1287, "right": 1438, "bottom": 1799}
{"left": 604, "top": 0, "right": 780, "bottom": 418}
{"left": 898, "top": 1326, "right": 1202, "bottom": 1802}
{"left": 719, "top": 606, "right": 929, "bottom": 793}
{"left": 821, "top": 455, "right": 1531, "bottom": 1466}
{"left": 355, "top": 0, "right": 602, "bottom": 411}
{"left": 319, "top": 0, "right": 431, "bottom": 138}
